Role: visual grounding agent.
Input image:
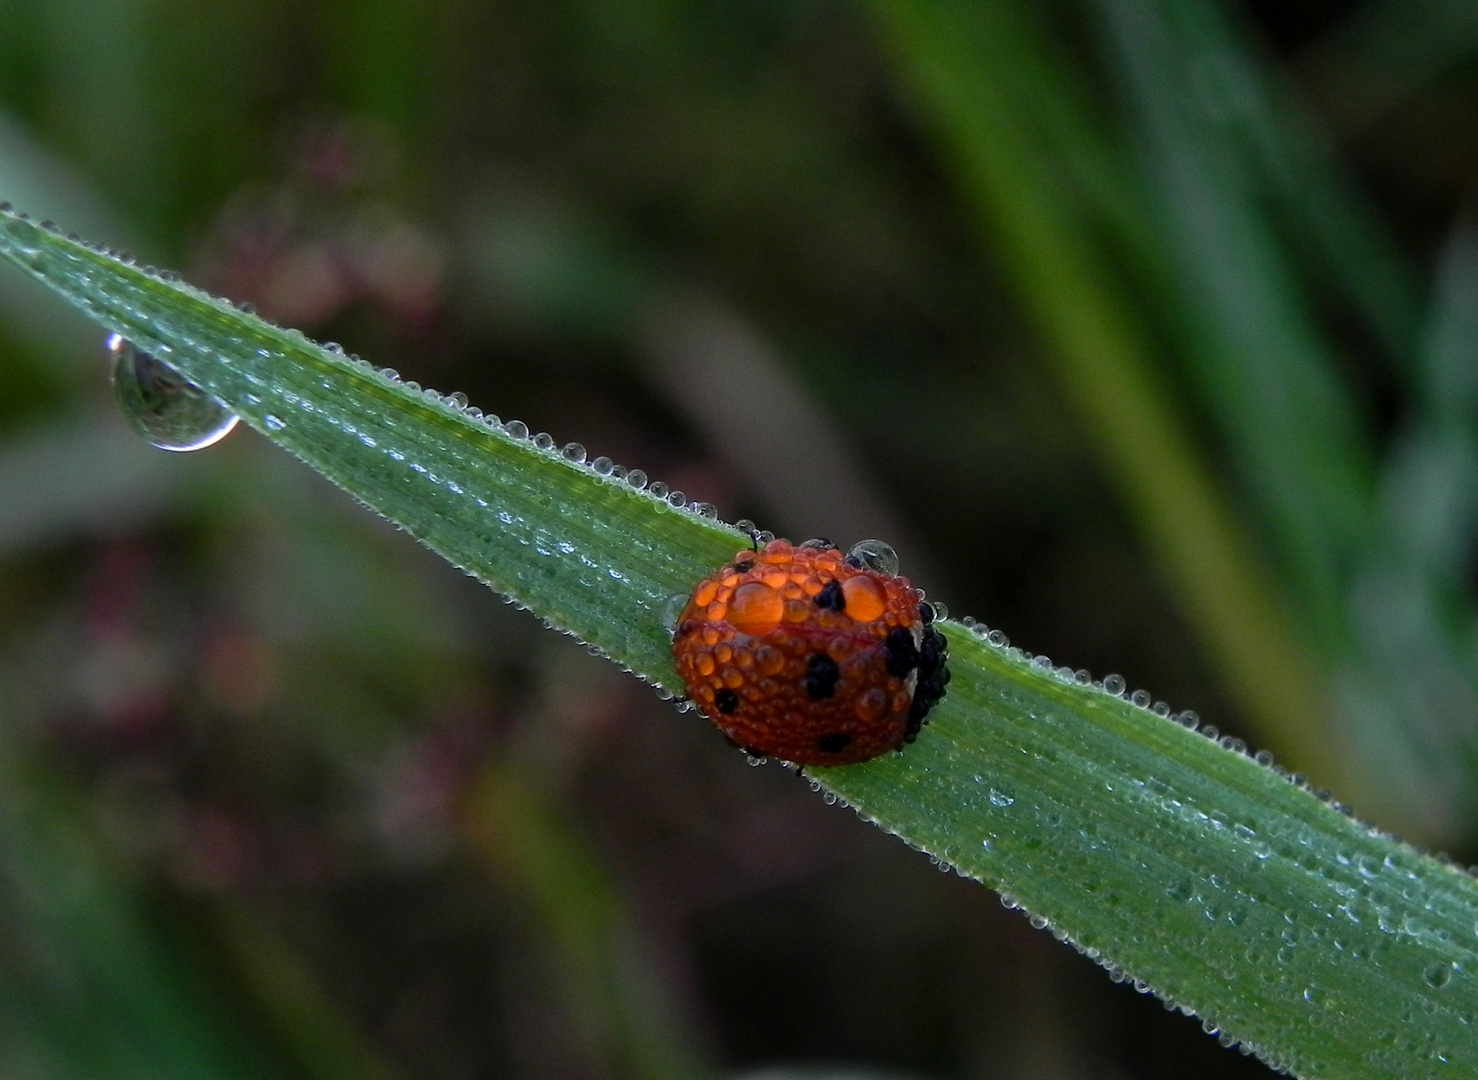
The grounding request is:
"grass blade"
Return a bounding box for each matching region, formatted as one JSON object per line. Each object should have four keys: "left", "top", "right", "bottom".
{"left": 3, "top": 207, "right": 1478, "bottom": 1078}
{"left": 1165, "top": 0, "right": 1421, "bottom": 366}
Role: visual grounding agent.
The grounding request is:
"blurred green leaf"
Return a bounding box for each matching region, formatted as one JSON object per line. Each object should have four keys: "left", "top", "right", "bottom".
{"left": 862, "top": 0, "right": 1340, "bottom": 788}
{"left": 0, "top": 740, "right": 289, "bottom": 1080}
{"left": 1339, "top": 223, "right": 1478, "bottom": 829}
{"left": 468, "top": 762, "right": 712, "bottom": 1080}
{"left": 1093, "top": 0, "right": 1372, "bottom": 655}
{"left": 1160, "top": 0, "right": 1421, "bottom": 365}
{"left": 1300, "top": 0, "right": 1478, "bottom": 135}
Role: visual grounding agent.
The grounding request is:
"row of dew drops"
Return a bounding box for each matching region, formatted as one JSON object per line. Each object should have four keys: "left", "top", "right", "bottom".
{"left": 0, "top": 201, "right": 1425, "bottom": 863}
{"left": 54, "top": 239, "right": 1450, "bottom": 824}
{"left": 102, "top": 331, "right": 934, "bottom": 719}
{"left": 102, "top": 321, "right": 1448, "bottom": 829}
{"left": 91, "top": 261, "right": 1478, "bottom": 881}
{"left": 110, "top": 323, "right": 1371, "bottom": 815}
{"left": 107, "top": 331, "right": 723, "bottom": 522}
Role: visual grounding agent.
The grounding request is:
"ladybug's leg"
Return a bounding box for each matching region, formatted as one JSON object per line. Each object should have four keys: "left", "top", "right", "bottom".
{"left": 718, "top": 733, "right": 767, "bottom": 758}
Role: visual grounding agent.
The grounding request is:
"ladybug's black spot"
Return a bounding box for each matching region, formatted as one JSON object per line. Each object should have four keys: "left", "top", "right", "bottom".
{"left": 814, "top": 579, "right": 845, "bottom": 612}
{"left": 817, "top": 733, "right": 851, "bottom": 754}
{"left": 918, "top": 629, "right": 944, "bottom": 671}
{"left": 884, "top": 627, "right": 921, "bottom": 676}
{"left": 802, "top": 653, "right": 840, "bottom": 700}
{"left": 906, "top": 625, "right": 951, "bottom": 739}
{"left": 715, "top": 689, "right": 740, "bottom": 714}
{"left": 733, "top": 559, "right": 754, "bottom": 573}
{"left": 919, "top": 601, "right": 936, "bottom": 625}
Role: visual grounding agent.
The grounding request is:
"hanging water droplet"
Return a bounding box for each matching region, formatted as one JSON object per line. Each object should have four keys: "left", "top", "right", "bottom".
{"left": 846, "top": 539, "right": 899, "bottom": 576}
{"left": 109, "top": 334, "right": 238, "bottom": 452}
{"left": 660, "top": 593, "right": 688, "bottom": 633}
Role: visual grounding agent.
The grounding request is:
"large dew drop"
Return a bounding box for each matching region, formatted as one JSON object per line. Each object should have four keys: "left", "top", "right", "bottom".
{"left": 109, "top": 334, "right": 239, "bottom": 452}
{"left": 846, "top": 538, "right": 900, "bottom": 576}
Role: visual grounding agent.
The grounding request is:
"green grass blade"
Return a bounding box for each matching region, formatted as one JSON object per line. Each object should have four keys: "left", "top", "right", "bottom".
{"left": 1340, "top": 224, "right": 1478, "bottom": 827}
{"left": 3, "top": 208, "right": 1478, "bottom": 1078}
{"left": 1165, "top": 0, "right": 1422, "bottom": 367}
{"left": 0, "top": 210, "right": 744, "bottom": 686}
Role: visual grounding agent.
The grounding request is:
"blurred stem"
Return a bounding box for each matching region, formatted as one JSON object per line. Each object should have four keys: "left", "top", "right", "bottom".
{"left": 206, "top": 900, "right": 404, "bottom": 1080}
{"left": 1095, "top": 0, "right": 1373, "bottom": 661}
{"left": 867, "top": 0, "right": 1347, "bottom": 790}
{"left": 335, "top": 0, "right": 431, "bottom": 141}
{"left": 1171, "top": 0, "right": 1421, "bottom": 368}
{"left": 0, "top": 739, "right": 286, "bottom": 1080}
{"left": 462, "top": 761, "right": 710, "bottom": 1080}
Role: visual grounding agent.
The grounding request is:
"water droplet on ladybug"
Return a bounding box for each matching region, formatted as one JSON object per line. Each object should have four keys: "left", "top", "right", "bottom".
{"left": 846, "top": 538, "right": 899, "bottom": 576}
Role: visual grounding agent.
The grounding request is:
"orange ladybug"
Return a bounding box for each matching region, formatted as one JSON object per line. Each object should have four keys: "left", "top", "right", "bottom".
{"left": 670, "top": 537, "right": 949, "bottom": 765}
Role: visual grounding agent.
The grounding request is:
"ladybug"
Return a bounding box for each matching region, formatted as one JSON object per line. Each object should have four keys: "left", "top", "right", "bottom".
{"left": 670, "top": 537, "right": 949, "bottom": 766}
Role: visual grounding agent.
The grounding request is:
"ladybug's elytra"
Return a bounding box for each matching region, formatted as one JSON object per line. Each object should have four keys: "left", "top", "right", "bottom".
{"left": 670, "top": 537, "right": 949, "bottom": 766}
